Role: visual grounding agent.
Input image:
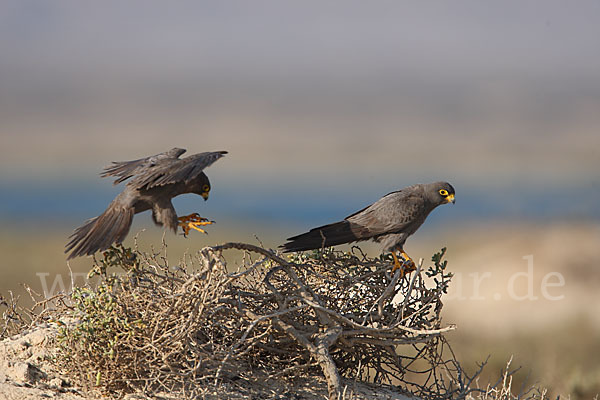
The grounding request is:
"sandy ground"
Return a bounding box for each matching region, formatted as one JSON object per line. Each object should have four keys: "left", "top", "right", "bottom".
{"left": 0, "top": 324, "right": 86, "bottom": 400}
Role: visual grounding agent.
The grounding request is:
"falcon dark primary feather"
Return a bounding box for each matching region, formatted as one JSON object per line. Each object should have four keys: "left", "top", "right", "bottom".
{"left": 281, "top": 221, "right": 362, "bottom": 252}
{"left": 66, "top": 148, "right": 227, "bottom": 259}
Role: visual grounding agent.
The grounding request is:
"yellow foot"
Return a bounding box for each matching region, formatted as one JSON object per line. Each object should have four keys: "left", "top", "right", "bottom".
{"left": 177, "top": 213, "right": 214, "bottom": 236}
{"left": 391, "top": 251, "right": 416, "bottom": 278}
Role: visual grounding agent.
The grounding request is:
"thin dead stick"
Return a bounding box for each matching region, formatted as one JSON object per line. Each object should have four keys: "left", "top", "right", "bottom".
{"left": 400, "top": 257, "right": 423, "bottom": 320}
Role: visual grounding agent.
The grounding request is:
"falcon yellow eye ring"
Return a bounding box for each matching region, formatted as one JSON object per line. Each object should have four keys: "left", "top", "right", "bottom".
{"left": 439, "top": 189, "right": 448, "bottom": 196}
{"left": 202, "top": 184, "right": 210, "bottom": 192}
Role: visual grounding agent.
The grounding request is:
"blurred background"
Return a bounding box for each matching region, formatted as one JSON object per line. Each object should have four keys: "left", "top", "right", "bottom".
{"left": 1, "top": 1, "right": 599, "bottom": 397}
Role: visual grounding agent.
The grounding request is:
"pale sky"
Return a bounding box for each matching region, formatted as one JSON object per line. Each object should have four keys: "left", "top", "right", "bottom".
{"left": 1, "top": 1, "right": 599, "bottom": 193}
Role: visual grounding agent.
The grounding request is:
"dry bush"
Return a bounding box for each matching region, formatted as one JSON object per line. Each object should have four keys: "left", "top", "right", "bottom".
{"left": 0, "top": 291, "right": 30, "bottom": 339}
{"left": 0, "top": 240, "right": 553, "bottom": 399}
{"left": 470, "top": 358, "right": 550, "bottom": 400}
{"left": 1, "top": 286, "right": 55, "bottom": 340}
{"left": 48, "top": 242, "right": 488, "bottom": 399}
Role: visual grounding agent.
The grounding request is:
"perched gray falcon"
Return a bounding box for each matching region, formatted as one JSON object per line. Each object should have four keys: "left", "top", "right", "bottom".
{"left": 66, "top": 148, "right": 227, "bottom": 259}
{"left": 280, "top": 182, "right": 455, "bottom": 273}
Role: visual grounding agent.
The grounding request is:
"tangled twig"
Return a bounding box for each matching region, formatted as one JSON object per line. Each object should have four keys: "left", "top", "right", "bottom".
{"left": 45, "top": 242, "right": 481, "bottom": 399}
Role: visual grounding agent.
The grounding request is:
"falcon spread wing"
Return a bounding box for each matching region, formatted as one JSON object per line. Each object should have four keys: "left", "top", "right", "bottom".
{"left": 101, "top": 147, "right": 187, "bottom": 185}
{"left": 129, "top": 151, "right": 227, "bottom": 189}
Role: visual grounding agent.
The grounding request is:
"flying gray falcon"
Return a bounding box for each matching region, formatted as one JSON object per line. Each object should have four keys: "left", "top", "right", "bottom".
{"left": 280, "top": 181, "right": 455, "bottom": 274}
{"left": 66, "top": 148, "right": 227, "bottom": 259}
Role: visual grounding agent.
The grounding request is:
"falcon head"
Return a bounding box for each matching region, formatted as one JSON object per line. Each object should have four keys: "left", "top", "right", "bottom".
{"left": 427, "top": 181, "right": 455, "bottom": 205}
{"left": 191, "top": 173, "right": 211, "bottom": 201}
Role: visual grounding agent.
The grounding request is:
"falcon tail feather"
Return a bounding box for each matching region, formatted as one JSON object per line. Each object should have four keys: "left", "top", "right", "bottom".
{"left": 65, "top": 201, "right": 134, "bottom": 259}
{"left": 279, "top": 221, "right": 360, "bottom": 253}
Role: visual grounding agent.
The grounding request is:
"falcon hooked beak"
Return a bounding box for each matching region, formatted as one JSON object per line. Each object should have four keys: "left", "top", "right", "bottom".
{"left": 446, "top": 193, "right": 455, "bottom": 204}
{"left": 201, "top": 192, "right": 209, "bottom": 201}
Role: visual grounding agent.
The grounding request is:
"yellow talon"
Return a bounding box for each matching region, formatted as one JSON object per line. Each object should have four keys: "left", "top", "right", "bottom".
{"left": 391, "top": 251, "right": 416, "bottom": 278}
{"left": 177, "top": 213, "right": 214, "bottom": 236}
